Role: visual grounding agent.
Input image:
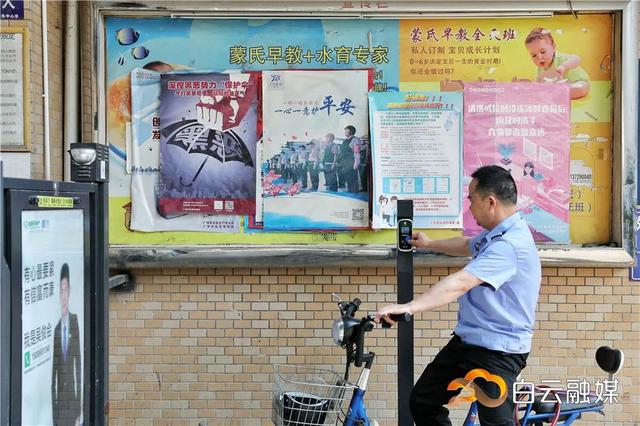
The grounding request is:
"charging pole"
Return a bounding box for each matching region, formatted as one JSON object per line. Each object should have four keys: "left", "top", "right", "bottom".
{"left": 396, "top": 199, "right": 414, "bottom": 426}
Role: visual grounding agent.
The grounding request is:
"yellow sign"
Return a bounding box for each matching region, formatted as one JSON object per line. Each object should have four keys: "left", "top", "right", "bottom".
{"left": 36, "top": 196, "right": 74, "bottom": 209}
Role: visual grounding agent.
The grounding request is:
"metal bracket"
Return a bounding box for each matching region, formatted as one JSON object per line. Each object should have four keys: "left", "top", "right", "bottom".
{"left": 567, "top": 0, "right": 577, "bottom": 18}
{"left": 108, "top": 273, "right": 134, "bottom": 292}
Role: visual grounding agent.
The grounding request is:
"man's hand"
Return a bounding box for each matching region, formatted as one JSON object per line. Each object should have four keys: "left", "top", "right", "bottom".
{"left": 375, "top": 303, "right": 412, "bottom": 326}
{"left": 410, "top": 231, "right": 431, "bottom": 249}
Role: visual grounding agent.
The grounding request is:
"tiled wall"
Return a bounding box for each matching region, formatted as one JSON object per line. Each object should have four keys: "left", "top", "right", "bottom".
{"left": 108, "top": 266, "right": 639, "bottom": 425}
{"left": 1, "top": 0, "right": 64, "bottom": 180}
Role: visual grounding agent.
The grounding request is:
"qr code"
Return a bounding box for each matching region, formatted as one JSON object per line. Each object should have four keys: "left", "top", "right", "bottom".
{"left": 352, "top": 208, "right": 365, "bottom": 221}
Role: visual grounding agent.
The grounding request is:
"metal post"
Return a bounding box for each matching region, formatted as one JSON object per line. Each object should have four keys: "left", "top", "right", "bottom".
{"left": 91, "top": 181, "right": 109, "bottom": 424}
{"left": 0, "top": 162, "right": 9, "bottom": 425}
{"left": 397, "top": 199, "right": 414, "bottom": 425}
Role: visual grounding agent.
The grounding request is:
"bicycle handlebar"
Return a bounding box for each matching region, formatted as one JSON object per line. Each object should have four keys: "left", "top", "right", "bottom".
{"left": 380, "top": 313, "right": 413, "bottom": 328}
{"left": 364, "top": 313, "right": 412, "bottom": 328}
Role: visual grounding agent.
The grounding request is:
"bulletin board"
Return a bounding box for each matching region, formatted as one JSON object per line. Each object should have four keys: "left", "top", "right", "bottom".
{"left": 102, "top": 10, "right": 616, "bottom": 246}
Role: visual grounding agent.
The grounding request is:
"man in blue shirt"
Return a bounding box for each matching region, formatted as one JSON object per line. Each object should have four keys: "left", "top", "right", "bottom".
{"left": 376, "top": 165, "right": 541, "bottom": 426}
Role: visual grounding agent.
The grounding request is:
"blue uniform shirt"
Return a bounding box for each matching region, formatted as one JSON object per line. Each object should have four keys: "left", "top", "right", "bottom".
{"left": 456, "top": 212, "right": 541, "bottom": 354}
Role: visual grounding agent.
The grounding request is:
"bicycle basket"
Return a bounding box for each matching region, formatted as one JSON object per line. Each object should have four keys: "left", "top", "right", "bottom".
{"left": 272, "top": 364, "right": 355, "bottom": 426}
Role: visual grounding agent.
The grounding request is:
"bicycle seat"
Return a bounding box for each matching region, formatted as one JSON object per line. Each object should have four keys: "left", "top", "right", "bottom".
{"left": 596, "top": 346, "right": 624, "bottom": 375}
{"left": 532, "top": 394, "right": 603, "bottom": 422}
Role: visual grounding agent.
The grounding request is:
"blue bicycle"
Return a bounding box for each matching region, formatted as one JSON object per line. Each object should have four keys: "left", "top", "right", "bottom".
{"left": 272, "top": 295, "right": 623, "bottom": 426}
{"left": 272, "top": 295, "right": 408, "bottom": 426}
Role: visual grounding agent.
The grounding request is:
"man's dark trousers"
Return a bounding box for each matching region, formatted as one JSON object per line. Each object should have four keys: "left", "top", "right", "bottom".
{"left": 410, "top": 335, "right": 528, "bottom": 426}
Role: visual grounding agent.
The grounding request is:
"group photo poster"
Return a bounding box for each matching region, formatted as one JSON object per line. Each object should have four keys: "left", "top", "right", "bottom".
{"left": 261, "top": 69, "right": 372, "bottom": 230}
{"left": 21, "top": 210, "right": 85, "bottom": 426}
{"left": 158, "top": 72, "right": 258, "bottom": 216}
{"left": 463, "top": 82, "right": 571, "bottom": 242}
{"left": 129, "top": 67, "right": 240, "bottom": 233}
{"left": 105, "top": 14, "right": 613, "bottom": 244}
{"left": 369, "top": 91, "right": 463, "bottom": 229}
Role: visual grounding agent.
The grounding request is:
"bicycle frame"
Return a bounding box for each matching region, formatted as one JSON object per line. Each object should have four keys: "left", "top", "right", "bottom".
{"left": 332, "top": 297, "right": 620, "bottom": 426}
{"left": 462, "top": 392, "right": 607, "bottom": 425}
{"left": 343, "top": 368, "right": 374, "bottom": 426}
{"left": 332, "top": 297, "right": 408, "bottom": 426}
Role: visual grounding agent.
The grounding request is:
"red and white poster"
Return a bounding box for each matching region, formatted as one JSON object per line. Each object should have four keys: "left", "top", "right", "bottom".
{"left": 158, "top": 72, "right": 259, "bottom": 215}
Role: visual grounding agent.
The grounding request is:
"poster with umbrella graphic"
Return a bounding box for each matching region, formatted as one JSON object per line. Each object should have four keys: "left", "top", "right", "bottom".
{"left": 129, "top": 67, "right": 240, "bottom": 233}
{"left": 158, "top": 72, "right": 258, "bottom": 215}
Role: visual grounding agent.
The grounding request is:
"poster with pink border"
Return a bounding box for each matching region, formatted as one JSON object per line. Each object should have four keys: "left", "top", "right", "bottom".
{"left": 463, "top": 82, "right": 571, "bottom": 242}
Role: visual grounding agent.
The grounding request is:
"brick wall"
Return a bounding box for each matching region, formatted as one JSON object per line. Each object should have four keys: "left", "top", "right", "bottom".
{"left": 80, "top": 1, "right": 94, "bottom": 143}
{"left": 1, "top": 0, "right": 64, "bottom": 180}
{"left": 108, "top": 266, "right": 639, "bottom": 425}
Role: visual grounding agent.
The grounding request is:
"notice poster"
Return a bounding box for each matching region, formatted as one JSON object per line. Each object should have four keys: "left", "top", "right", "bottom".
{"left": 369, "top": 92, "right": 463, "bottom": 229}
{"left": 463, "top": 82, "right": 571, "bottom": 242}
{"left": 261, "top": 69, "right": 371, "bottom": 230}
{"left": 158, "top": 72, "right": 258, "bottom": 215}
{"left": 130, "top": 68, "right": 239, "bottom": 232}
{"left": 0, "top": 29, "right": 26, "bottom": 150}
{"left": 22, "top": 209, "right": 85, "bottom": 426}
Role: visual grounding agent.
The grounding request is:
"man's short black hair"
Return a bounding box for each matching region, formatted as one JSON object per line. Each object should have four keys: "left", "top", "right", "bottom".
{"left": 345, "top": 125, "right": 356, "bottom": 135}
{"left": 60, "top": 263, "right": 70, "bottom": 284}
{"left": 471, "top": 165, "right": 517, "bottom": 205}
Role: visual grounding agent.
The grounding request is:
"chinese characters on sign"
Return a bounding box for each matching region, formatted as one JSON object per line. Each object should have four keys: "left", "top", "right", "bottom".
{"left": 129, "top": 68, "right": 241, "bottom": 233}
{"left": 229, "top": 44, "right": 389, "bottom": 66}
{"left": 0, "top": 0, "right": 24, "bottom": 20}
{"left": 404, "top": 26, "right": 514, "bottom": 78}
{"left": 273, "top": 95, "right": 357, "bottom": 117}
{"left": 261, "top": 69, "right": 371, "bottom": 230}
{"left": 408, "top": 26, "right": 517, "bottom": 43}
{"left": 369, "top": 92, "right": 463, "bottom": 229}
{"left": 21, "top": 209, "right": 86, "bottom": 425}
{"left": 0, "top": 30, "right": 26, "bottom": 149}
{"left": 463, "top": 82, "right": 571, "bottom": 242}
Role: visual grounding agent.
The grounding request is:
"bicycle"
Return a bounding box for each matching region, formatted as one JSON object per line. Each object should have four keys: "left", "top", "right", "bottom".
{"left": 271, "top": 295, "right": 624, "bottom": 426}
{"left": 272, "top": 295, "right": 410, "bottom": 426}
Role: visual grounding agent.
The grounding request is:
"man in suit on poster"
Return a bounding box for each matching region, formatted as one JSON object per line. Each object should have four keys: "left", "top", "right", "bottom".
{"left": 51, "top": 263, "right": 81, "bottom": 426}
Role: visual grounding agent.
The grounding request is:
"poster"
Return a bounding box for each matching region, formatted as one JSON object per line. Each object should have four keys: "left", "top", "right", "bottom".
{"left": 130, "top": 68, "right": 239, "bottom": 232}
{"left": 21, "top": 210, "right": 85, "bottom": 426}
{"left": 369, "top": 91, "right": 463, "bottom": 229}
{"left": 463, "top": 82, "right": 571, "bottom": 242}
{"left": 105, "top": 15, "right": 613, "bottom": 244}
{"left": 158, "top": 72, "right": 258, "bottom": 215}
{"left": 261, "top": 69, "right": 371, "bottom": 230}
{"left": 0, "top": 29, "right": 27, "bottom": 150}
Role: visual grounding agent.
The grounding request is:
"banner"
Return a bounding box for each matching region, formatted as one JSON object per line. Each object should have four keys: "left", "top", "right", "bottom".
{"left": 158, "top": 72, "right": 258, "bottom": 215}
{"left": 463, "top": 82, "right": 571, "bottom": 242}
{"left": 261, "top": 69, "right": 371, "bottom": 230}
{"left": 130, "top": 68, "right": 239, "bottom": 232}
{"left": 21, "top": 210, "right": 85, "bottom": 426}
{"left": 369, "top": 91, "right": 463, "bottom": 229}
